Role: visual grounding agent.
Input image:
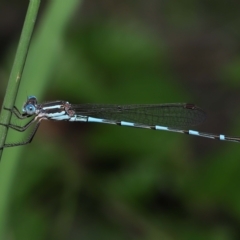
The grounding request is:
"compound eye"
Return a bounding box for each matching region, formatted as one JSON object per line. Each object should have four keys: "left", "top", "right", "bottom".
{"left": 28, "top": 95, "right": 36, "bottom": 100}
{"left": 27, "top": 96, "right": 38, "bottom": 105}
{"left": 27, "top": 95, "right": 37, "bottom": 102}
{"left": 23, "top": 104, "right": 36, "bottom": 115}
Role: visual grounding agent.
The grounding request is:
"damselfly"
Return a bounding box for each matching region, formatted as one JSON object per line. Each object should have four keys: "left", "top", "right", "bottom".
{"left": 0, "top": 96, "right": 239, "bottom": 148}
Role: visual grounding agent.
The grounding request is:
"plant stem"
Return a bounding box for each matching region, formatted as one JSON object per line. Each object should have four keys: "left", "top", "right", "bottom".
{"left": 0, "top": 0, "right": 81, "bottom": 238}
{"left": 0, "top": 0, "right": 41, "bottom": 237}
{"left": 0, "top": 0, "right": 41, "bottom": 158}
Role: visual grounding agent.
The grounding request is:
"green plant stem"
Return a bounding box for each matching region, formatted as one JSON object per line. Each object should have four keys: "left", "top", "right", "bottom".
{"left": 0, "top": 1, "right": 81, "bottom": 238}
{"left": 0, "top": 0, "right": 41, "bottom": 158}
{"left": 0, "top": 0, "right": 41, "bottom": 236}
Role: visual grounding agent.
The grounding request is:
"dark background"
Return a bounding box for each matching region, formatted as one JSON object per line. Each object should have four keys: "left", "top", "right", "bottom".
{"left": 1, "top": 0, "right": 240, "bottom": 239}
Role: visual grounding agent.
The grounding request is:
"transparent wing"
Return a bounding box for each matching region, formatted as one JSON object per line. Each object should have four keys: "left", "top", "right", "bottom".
{"left": 71, "top": 103, "right": 206, "bottom": 128}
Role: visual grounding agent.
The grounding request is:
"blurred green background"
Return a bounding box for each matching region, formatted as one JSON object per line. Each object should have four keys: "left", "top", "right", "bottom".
{"left": 1, "top": 0, "right": 240, "bottom": 239}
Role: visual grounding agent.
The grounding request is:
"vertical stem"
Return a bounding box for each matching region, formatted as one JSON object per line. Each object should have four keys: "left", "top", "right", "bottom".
{"left": 0, "top": 0, "right": 41, "bottom": 158}
{"left": 0, "top": 0, "right": 41, "bottom": 237}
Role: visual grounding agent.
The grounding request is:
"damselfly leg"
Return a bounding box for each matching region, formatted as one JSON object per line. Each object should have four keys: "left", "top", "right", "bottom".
{"left": 4, "top": 106, "right": 31, "bottom": 119}
{"left": 0, "top": 122, "right": 41, "bottom": 149}
{"left": 2, "top": 106, "right": 37, "bottom": 131}
{"left": 0, "top": 105, "right": 41, "bottom": 149}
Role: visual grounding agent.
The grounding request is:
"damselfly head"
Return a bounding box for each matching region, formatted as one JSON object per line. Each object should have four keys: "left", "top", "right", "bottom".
{"left": 22, "top": 104, "right": 36, "bottom": 115}
{"left": 22, "top": 96, "right": 38, "bottom": 115}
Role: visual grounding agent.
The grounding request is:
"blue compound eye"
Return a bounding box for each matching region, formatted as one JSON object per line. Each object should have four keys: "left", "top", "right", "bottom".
{"left": 23, "top": 104, "right": 36, "bottom": 115}
{"left": 28, "top": 95, "right": 37, "bottom": 101}
{"left": 27, "top": 96, "right": 38, "bottom": 105}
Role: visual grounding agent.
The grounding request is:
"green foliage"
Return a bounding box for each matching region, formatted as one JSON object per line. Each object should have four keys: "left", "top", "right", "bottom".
{"left": 1, "top": 1, "right": 240, "bottom": 239}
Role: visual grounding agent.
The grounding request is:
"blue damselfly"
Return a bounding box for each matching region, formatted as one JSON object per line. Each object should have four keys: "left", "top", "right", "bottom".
{"left": 0, "top": 96, "right": 239, "bottom": 148}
